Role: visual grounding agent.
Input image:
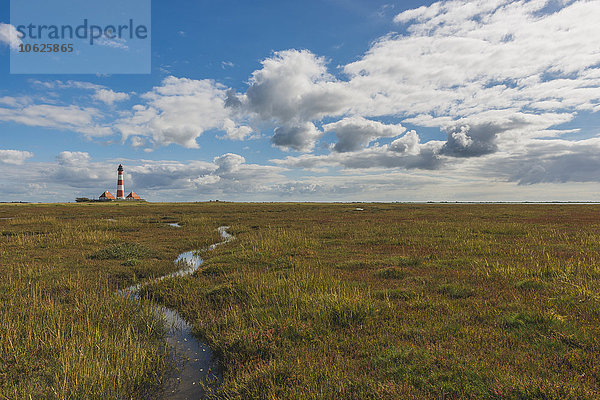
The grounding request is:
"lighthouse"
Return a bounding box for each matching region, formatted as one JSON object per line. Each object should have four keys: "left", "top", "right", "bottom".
{"left": 97, "top": 164, "right": 143, "bottom": 201}
{"left": 116, "top": 164, "right": 125, "bottom": 200}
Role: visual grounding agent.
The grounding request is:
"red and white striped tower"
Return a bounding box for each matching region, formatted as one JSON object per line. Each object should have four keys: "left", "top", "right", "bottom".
{"left": 116, "top": 164, "right": 125, "bottom": 200}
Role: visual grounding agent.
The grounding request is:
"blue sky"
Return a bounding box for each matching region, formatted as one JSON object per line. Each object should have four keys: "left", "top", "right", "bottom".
{"left": 0, "top": 0, "right": 599, "bottom": 202}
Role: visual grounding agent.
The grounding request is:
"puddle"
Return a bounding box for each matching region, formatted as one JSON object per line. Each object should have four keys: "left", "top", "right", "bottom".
{"left": 354, "top": 208, "right": 364, "bottom": 211}
{"left": 0, "top": 217, "right": 14, "bottom": 220}
{"left": 117, "top": 226, "right": 234, "bottom": 399}
{"left": 169, "top": 223, "right": 182, "bottom": 228}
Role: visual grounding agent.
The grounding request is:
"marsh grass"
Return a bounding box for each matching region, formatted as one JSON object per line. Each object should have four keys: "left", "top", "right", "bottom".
{"left": 144, "top": 203, "right": 600, "bottom": 399}
{"left": 0, "top": 203, "right": 218, "bottom": 399}
{"left": 437, "top": 283, "right": 474, "bottom": 299}
{"left": 90, "top": 242, "right": 152, "bottom": 260}
{"left": 515, "top": 279, "right": 547, "bottom": 291}
{"left": 375, "top": 267, "right": 408, "bottom": 279}
{"left": 0, "top": 266, "right": 169, "bottom": 399}
{"left": 4, "top": 203, "right": 600, "bottom": 399}
{"left": 122, "top": 258, "right": 139, "bottom": 266}
{"left": 373, "top": 288, "right": 416, "bottom": 301}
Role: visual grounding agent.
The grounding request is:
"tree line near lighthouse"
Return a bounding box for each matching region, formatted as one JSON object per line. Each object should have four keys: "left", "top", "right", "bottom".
{"left": 76, "top": 164, "right": 144, "bottom": 202}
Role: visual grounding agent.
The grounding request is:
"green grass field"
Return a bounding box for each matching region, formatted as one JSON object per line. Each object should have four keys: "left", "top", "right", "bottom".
{"left": 1, "top": 203, "right": 600, "bottom": 399}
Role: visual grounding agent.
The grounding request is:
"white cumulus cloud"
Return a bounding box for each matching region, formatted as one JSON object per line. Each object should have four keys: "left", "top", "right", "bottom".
{"left": 0, "top": 104, "right": 112, "bottom": 137}
{"left": 115, "top": 76, "right": 253, "bottom": 148}
{"left": 243, "top": 50, "right": 348, "bottom": 123}
{"left": 56, "top": 151, "right": 91, "bottom": 165}
{"left": 324, "top": 117, "right": 406, "bottom": 153}
{"left": 0, "top": 23, "right": 22, "bottom": 50}
{"left": 93, "top": 89, "right": 130, "bottom": 105}
{"left": 0, "top": 149, "right": 33, "bottom": 165}
{"left": 271, "top": 122, "right": 323, "bottom": 152}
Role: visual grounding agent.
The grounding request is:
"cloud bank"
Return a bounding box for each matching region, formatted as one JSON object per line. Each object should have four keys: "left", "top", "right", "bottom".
{"left": 114, "top": 0, "right": 598, "bottom": 166}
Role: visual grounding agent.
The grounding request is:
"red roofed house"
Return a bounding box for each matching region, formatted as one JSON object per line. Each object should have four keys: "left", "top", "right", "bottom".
{"left": 99, "top": 191, "right": 115, "bottom": 201}
{"left": 126, "top": 191, "right": 142, "bottom": 200}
